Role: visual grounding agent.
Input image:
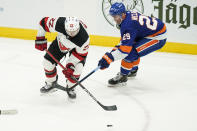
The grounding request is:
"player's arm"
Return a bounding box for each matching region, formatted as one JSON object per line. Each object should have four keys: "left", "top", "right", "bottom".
{"left": 57, "top": 33, "right": 77, "bottom": 52}
{"left": 62, "top": 39, "right": 90, "bottom": 83}
{"left": 111, "top": 30, "right": 136, "bottom": 60}
{"left": 98, "top": 30, "right": 136, "bottom": 70}
{"left": 66, "top": 39, "right": 89, "bottom": 66}
{"left": 35, "top": 17, "right": 59, "bottom": 51}
{"left": 38, "top": 17, "right": 58, "bottom": 34}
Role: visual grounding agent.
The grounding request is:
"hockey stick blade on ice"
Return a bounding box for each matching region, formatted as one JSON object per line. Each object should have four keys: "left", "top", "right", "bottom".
{"left": 98, "top": 102, "right": 117, "bottom": 111}
{"left": 71, "top": 76, "right": 117, "bottom": 111}
{"left": 0, "top": 109, "right": 18, "bottom": 115}
{"left": 56, "top": 82, "right": 117, "bottom": 111}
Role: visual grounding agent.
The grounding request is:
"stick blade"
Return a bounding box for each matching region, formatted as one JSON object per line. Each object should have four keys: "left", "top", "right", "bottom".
{"left": 0, "top": 109, "right": 18, "bottom": 115}
{"left": 99, "top": 103, "right": 117, "bottom": 111}
{"left": 103, "top": 105, "right": 117, "bottom": 111}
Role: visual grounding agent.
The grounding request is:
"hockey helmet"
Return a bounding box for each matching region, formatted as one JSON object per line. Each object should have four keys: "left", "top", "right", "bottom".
{"left": 109, "top": 2, "right": 126, "bottom": 16}
{"left": 65, "top": 16, "right": 80, "bottom": 37}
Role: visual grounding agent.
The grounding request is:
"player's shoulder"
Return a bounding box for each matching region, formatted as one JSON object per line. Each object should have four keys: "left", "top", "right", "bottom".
{"left": 120, "top": 11, "right": 136, "bottom": 32}
{"left": 124, "top": 11, "right": 132, "bottom": 23}
{"left": 69, "top": 23, "right": 89, "bottom": 47}
{"left": 55, "top": 17, "right": 66, "bottom": 34}
{"left": 125, "top": 11, "right": 141, "bottom": 21}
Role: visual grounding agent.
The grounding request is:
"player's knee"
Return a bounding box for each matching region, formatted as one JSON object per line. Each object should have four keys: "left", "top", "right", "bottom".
{"left": 73, "top": 63, "right": 84, "bottom": 75}
{"left": 43, "top": 58, "right": 56, "bottom": 71}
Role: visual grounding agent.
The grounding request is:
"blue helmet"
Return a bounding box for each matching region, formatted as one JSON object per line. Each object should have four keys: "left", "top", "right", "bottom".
{"left": 109, "top": 2, "right": 126, "bottom": 16}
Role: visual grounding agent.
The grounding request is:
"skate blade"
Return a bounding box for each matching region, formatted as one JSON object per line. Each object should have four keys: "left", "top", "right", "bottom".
{"left": 40, "top": 88, "right": 58, "bottom": 96}
{"left": 108, "top": 82, "right": 127, "bottom": 87}
{"left": 127, "top": 76, "right": 136, "bottom": 80}
{"left": 127, "top": 74, "right": 137, "bottom": 79}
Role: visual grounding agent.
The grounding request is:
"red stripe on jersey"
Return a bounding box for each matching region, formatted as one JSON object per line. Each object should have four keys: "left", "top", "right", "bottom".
{"left": 44, "top": 67, "right": 57, "bottom": 78}
{"left": 44, "top": 68, "right": 56, "bottom": 73}
{"left": 72, "top": 51, "right": 84, "bottom": 61}
{"left": 46, "top": 72, "right": 57, "bottom": 78}
{"left": 44, "top": 17, "right": 50, "bottom": 32}
{"left": 36, "top": 36, "right": 45, "bottom": 40}
{"left": 58, "top": 41, "right": 70, "bottom": 51}
{"left": 79, "top": 20, "right": 87, "bottom": 29}
{"left": 76, "top": 50, "right": 88, "bottom": 56}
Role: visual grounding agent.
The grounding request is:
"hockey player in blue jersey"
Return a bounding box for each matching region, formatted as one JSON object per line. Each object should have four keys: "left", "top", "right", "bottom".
{"left": 98, "top": 2, "right": 167, "bottom": 87}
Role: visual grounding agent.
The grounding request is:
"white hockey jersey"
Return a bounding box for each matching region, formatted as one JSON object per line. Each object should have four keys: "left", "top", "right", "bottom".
{"left": 37, "top": 17, "right": 89, "bottom": 65}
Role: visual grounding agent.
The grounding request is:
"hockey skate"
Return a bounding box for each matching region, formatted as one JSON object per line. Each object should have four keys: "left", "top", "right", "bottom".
{"left": 66, "top": 86, "right": 76, "bottom": 99}
{"left": 40, "top": 76, "right": 58, "bottom": 93}
{"left": 108, "top": 72, "right": 128, "bottom": 87}
{"left": 128, "top": 69, "right": 138, "bottom": 78}
{"left": 40, "top": 82, "right": 58, "bottom": 93}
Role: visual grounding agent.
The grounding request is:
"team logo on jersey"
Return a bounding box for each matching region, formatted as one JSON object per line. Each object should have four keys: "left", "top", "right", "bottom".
{"left": 102, "top": 0, "right": 144, "bottom": 27}
{"left": 58, "top": 41, "right": 70, "bottom": 51}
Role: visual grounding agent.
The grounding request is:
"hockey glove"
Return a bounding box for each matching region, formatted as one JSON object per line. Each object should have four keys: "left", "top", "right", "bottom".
{"left": 35, "top": 36, "right": 47, "bottom": 51}
{"left": 98, "top": 52, "right": 114, "bottom": 70}
{"left": 62, "top": 63, "right": 75, "bottom": 79}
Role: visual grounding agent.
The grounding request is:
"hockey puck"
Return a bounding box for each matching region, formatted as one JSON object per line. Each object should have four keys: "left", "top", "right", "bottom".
{"left": 107, "top": 125, "right": 113, "bottom": 127}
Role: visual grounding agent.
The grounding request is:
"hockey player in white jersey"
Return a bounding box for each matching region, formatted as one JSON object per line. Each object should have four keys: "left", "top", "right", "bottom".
{"left": 35, "top": 16, "right": 89, "bottom": 99}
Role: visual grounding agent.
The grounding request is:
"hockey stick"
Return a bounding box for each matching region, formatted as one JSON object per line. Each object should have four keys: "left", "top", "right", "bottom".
{"left": 0, "top": 109, "right": 18, "bottom": 115}
{"left": 71, "top": 76, "right": 117, "bottom": 111}
{"left": 68, "top": 66, "right": 100, "bottom": 91}
{"left": 45, "top": 49, "right": 117, "bottom": 111}
{"left": 54, "top": 67, "right": 100, "bottom": 92}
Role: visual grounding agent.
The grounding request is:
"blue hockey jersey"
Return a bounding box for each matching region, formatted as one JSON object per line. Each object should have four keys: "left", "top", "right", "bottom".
{"left": 117, "top": 11, "right": 166, "bottom": 54}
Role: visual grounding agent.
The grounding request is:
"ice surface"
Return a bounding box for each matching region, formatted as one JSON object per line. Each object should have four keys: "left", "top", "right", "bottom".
{"left": 0, "top": 38, "right": 197, "bottom": 131}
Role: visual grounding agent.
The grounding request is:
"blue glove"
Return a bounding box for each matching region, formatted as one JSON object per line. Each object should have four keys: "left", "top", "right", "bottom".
{"left": 98, "top": 52, "right": 114, "bottom": 70}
